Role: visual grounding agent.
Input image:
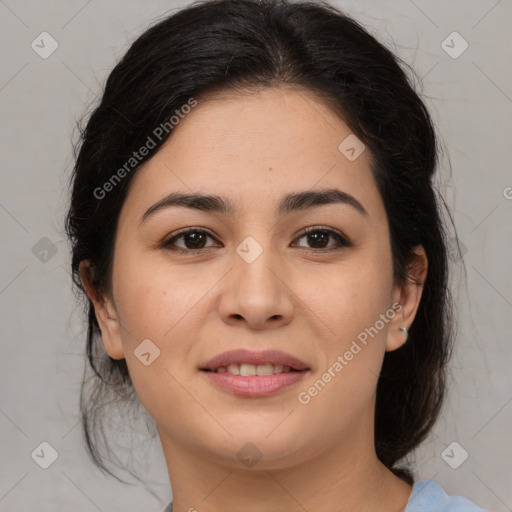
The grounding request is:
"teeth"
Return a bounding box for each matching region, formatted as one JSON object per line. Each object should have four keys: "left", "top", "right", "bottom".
{"left": 213, "top": 363, "right": 295, "bottom": 375}
{"left": 240, "top": 363, "right": 256, "bottom": 376}
{"left": 227, "top": 364, "right": 240, "bottom": 375}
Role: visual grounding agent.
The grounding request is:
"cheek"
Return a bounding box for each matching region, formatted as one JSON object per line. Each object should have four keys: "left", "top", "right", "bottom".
{"left": 295, "top": 266, "right": 392, "bottom": 430}
{"left": 112, "top": 248, "right": 205, "bottom": 340}
{"left": 112, "top": 229, "right": 392, "bottom": 383}
{"left": 297, "top": 257, "right": 393, "bottom": 340}
{"left": 301, "top": 257, "right": 393, "bottom": 395}
{"left": 111, "top": 265, "right": 203, "bottom": 423}
{"left": 111, "top": 255, "right": 214, "bottom": 393}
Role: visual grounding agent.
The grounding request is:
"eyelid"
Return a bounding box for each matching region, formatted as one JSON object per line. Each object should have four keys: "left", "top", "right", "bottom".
{"left": 161, "top": 226, "right": 219, "bottom": 249}
{"left": 161, "top": 225, "right": 353, "bottom": 253}
{"left": 293, "top": 225, "right": 353, "bottom": 247}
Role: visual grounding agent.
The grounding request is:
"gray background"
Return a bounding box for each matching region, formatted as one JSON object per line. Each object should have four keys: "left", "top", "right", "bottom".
{"left": 0, "top": 0, "right": 511, "bottom": 510}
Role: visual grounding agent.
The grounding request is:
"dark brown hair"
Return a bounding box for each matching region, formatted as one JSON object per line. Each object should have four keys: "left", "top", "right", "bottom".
{"left": 65, "top": 0, "right": 459, "bottom": 487}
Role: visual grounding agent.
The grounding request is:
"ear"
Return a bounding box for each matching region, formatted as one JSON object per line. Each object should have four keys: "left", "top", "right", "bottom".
{"left": 79, "top": 260, "right": 125, "bottom": 360}
{"left": 386, "top": 245, "right": 428, "bottom": 352}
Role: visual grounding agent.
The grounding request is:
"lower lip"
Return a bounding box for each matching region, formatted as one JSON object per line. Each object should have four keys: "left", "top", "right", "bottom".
{"left": 201, "top": 369, "right": 309, "bottom": 397}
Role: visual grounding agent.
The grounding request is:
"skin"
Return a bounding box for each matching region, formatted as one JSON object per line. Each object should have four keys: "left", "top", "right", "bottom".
{"left": 80, "top": 85, "right": 427, "bottom": 512}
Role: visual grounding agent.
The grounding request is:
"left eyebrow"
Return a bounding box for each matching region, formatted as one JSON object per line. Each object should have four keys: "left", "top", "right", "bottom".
{"left": 139, "top": 187, "right": 368, "bottom": 225}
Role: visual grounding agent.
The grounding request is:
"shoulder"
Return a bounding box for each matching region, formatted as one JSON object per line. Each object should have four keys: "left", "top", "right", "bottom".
{"left": 405, "top": 480, "right": 487, "bottom": 511}
{"left": 160, "top": 483, "right": 487, "bottom": 512}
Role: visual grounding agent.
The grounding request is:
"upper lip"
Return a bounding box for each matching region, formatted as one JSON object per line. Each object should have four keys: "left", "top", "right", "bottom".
{"left": 200, "top": 349, "right": 310, "bottom": 371}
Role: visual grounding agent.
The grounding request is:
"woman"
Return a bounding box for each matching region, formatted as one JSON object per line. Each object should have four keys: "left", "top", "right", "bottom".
{"left": 65, "top": 0, "right": 486, "bottom": 510}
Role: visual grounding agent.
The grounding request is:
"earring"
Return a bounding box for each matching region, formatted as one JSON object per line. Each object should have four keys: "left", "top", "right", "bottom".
{"left": 399, "top": 326, "right": 408, "bottom": 341}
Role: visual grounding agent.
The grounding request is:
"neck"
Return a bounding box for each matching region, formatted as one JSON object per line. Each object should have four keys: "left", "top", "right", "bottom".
{"left": 159, "top": 421, "right": 413, "bottom": 512}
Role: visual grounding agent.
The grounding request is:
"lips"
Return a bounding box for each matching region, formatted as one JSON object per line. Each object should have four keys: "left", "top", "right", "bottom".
{"left": 199, "top": 349, "right": 310, "bottom": 372}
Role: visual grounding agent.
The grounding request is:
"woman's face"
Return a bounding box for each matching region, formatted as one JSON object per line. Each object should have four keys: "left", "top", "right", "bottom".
{"left": 84, "top": 86, "right": 425, "bottom": 470}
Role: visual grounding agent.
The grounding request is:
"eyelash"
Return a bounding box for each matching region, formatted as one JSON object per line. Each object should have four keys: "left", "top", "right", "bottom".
{"left": 161, "top": 226, "right": 353, "bottom": 254}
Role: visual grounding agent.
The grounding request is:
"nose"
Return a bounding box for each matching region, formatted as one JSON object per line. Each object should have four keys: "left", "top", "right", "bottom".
{"left": 217, "top": 237, "right": 295, "bottom": 330}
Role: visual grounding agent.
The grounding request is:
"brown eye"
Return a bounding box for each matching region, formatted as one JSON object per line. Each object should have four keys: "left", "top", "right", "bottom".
{"left": 293, "top": 227, "right": 352, "bottom": 251}
{"left": 162, "top": 228, "right": 219, "bottom": 253}
{"left": 162, "top": 226, "right": 352, "bottom": 255}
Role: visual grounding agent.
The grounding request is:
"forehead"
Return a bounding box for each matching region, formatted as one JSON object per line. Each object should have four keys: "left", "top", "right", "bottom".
{"left": 122, "top": 86, "right": 384, "bottom": 222}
